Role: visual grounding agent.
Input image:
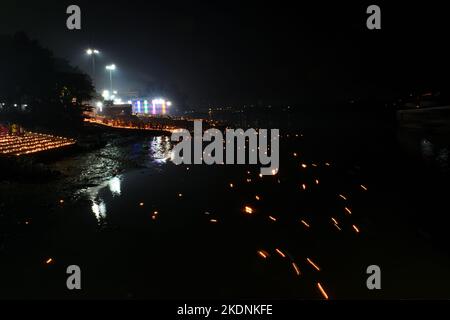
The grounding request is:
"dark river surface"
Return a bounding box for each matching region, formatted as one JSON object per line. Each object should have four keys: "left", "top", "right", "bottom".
{"left": 1, "top": 125, "right": 450, "bottom": 299}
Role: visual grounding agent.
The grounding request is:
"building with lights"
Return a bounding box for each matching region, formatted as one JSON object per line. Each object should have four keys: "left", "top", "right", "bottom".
{"left": 130, "top": 98, "right": 171, "bottom": 116}
{"left": 99, "top": 104, "right": 132, "bottom": 117}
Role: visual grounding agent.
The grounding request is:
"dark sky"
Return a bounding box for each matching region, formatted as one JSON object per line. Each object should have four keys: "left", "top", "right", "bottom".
{"left": 1, "top": 1, "right": 449, "bottom": 107}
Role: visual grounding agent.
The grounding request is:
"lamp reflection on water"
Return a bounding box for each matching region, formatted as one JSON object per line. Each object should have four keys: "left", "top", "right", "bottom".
{"left": 150, "top": 136, "right": 172, "bottom": 163}
{"left": 87, "top": 175, "right": 122, "bottom": 223}
{"left": 91, "top": 200, "right": 107, "bottom": 221}
{"left": 420, "top": 139, "right": 434, "bottom": 160}
{"left": 83, "top": 135, "right": 171, "bottom": 224}
{"left": 108, "top": 176, "right": 122, "bottom": 196}
{"left": 420, "top": 138, "right": 450, "bottom": 171}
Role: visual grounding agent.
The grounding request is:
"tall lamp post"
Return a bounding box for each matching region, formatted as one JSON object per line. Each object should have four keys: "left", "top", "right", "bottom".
{"left": 105, "top": 64, "right": 116, "bottom": 93}
{"left": 86, "top": 49, "right": 100, "bottom": 85}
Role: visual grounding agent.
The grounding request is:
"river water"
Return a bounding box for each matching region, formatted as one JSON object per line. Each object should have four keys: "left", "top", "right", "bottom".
{"left": 1, "top": 126, "right": 450, "bottom": 299}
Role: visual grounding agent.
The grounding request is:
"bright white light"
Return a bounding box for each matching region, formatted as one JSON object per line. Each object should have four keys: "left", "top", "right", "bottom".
{"left": 127, "top": 100, "right": 132, "bottom": 104}
{"left": 113, "top": 91, "right": 118, "bottom": 95}
{"left": 167, "top": 101, "right": 172, "bottom": 106}
{"left": 152, "top": 98, "right": 165, "bottom": 104}
{"left": 106, "top": 64, "right": 116, "bottom": 70}
{"left": 113, "top": 98, "right": 123, "bottom": 105}
{"left": 87, "top": 49, "right": 99, "bottom": 55}
{"left": 96, "top": 101, "right": 103, "bottom": 112}
{"left": 91, "top": 201, "right": 106, "bottom": 220}
{"left": 102, "top": 90, "right": 110, "bottom": 99}
{"left": 108, "top": 177, "right": 121, "bottom": 196}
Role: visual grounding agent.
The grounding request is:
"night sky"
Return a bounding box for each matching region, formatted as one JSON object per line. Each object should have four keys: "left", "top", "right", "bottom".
{"left": 1, "top": 1, "right": 449, "bottom": 107}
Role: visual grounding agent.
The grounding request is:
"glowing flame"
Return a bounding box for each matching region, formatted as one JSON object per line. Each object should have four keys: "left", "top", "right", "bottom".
{"left": 292, "top": 262, "right": 301, "bottom": 276}
{"left": 307, "top": 257, "right": 321, "bottom": 271}
{"left": 301, "top": 220, "right": 310, "bottom": 228}
{"left": 317, "top": 282, "right": 329, "bottom": 300}
{"left": 244, "top": 206, "right": 254, "bottom": 214}
{"left": 275, "top": 248, "right": 286, "bottom": 258}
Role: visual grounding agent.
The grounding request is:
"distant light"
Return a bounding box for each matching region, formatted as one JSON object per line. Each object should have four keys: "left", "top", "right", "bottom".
{"left": 167, "top": 101, "right": 172, "bottom": 106}
{"left": 86, "top": 48, "right": 99, "bottom": 55}
{"left": 96, "top": 102, "right": 103, "bottom": 112}
{"left": 244, "top": 206, "right": 254, "bottom": 214}
{"left": 113, "top": 91, "right": 118, "bottom": 95}
{"left": 102, "top": 90, "right": 110, "bottom": 99}
{"left": 106, "top": 64, "right": 116, "bottom": 70}
{"left": 127, "top": 100, "right": 132, "bottom": 104}
{"left": 152, "top": 98, "right": 165, "bottom": 104}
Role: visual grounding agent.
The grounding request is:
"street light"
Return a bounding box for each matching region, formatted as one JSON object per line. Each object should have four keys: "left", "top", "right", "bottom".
{"left": 86, "top": 48, "right": 100, "bottom": 85}
{"left": 105, "top": 64, "right": 116, "bottom": 93}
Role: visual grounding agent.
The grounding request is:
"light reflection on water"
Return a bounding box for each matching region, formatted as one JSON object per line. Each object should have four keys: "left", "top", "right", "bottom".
{"left": 398, "top": 129, "right": 450, "bottom": 173}
{"left": 84, "top": 135, "right": 172, "bottom": 223}
{"left": 419, "top": 138, "right": 450, "bottom": 171}
{"left": 420, "top": 139, "right": 434, "bottom": 160}
{"left": 108, "top": 176, "right": 122, "bottom": 196}
{"left": 91, "top": 200, "right": 107, "bottom": 221}
{"left": 149, "top": 136, "right": 172, "bottom": 163}
{"left": 87, "top": 175, "right": 122, "bottom": 223}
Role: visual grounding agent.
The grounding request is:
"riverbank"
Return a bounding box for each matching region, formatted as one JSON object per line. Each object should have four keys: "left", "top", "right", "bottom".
{"left": 0, "top": 130, "right": 173, "bottom": 255}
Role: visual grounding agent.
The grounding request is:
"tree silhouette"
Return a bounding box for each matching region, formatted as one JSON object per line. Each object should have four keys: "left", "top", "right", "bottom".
{"left": 0, "top": 32, "right": 94, "bottom": 128}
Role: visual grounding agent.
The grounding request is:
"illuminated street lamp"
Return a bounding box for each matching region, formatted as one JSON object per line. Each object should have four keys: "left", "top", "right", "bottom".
{"left": 86, "top": 48, "right": 100, "bottom": 85}
{"left": 101, "top": 90, "right": 110, "bottom": 100}
{"left": 105, "top": 64, "right": 116, "bottom": 93}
